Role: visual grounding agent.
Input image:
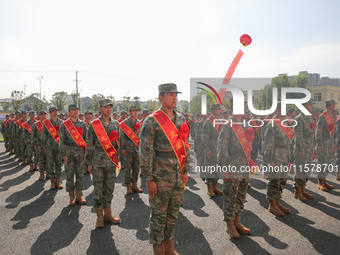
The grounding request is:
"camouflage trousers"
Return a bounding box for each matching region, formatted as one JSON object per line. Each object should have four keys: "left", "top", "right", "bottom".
{"left": 65, "top": 153, "right": 84, "bottom": 192}
{"left": 223, "top": 177, "right": 249, "bottom": 222}
{"left": 46, "top": 148, "right": 62, "bottom": 179}
{"left": 124, "top": 151, "right": 140, "bottom": 184}
{"left": 293, "top": 149, "right": 313, "bottom": 188}
{"left": 20, "top": 142, "right": 27, "bottom": 159}
{"left": 4, "top": 133, "right": 9, "bottom": 149}
{"left": 204, "top": 155, "right": 219, "bottom": 185}
{"left": 15, "top": 139, "right": 20, "bottom": 155}
{"left": 317, "top": 138, "right": 333, "bottom": 178}
{"left": 92, "top": 165, "right": 116, "bottom": 209}
{"left": 266, "top": 163, "right": 289, "bottom": 201}
{"left": 8, "top": 135, "right": 14, "bottom": 150}
{"left": 149, "top": 161, "right": 184, "bottom": 245}
{"left": 27, "top": 144, "right": 38, "bottom": 165}
{"left": 36, "top": 146, "right": 47, "bottom": 172}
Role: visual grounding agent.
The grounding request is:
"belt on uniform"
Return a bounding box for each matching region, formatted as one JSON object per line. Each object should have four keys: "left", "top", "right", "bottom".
{"left": 155, "top": 151, "right": 177, "bottom": 158}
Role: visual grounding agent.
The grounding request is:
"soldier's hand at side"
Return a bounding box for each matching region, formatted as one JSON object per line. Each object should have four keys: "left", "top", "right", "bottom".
{"left": 147, "top": 181, "right": 157, "bottom": 199}
{"left": 270, "top": 162, "right": 275, "bottom": 167}
{"left": 34, "top": 146, "right": 37, "bottom": 150}
{"left": 88, "top": 165, "right": 93, "bottom": 174}
{"left": 25, "top": 141, "right": 27, "bottom": 146}
{"left": 63, "top": 156, "right": 68, "bottom": 166}
{"left": 44, "top": 148, "right": 46, "bottom": 154}
{"left": 299, "top": 151, "right": 305, "bottom": 158}
{"left": 319, "top": 145, "right": 325, "bottom": 152}
{"left": 122, "top": 150, "right": 126, "bottom": 157}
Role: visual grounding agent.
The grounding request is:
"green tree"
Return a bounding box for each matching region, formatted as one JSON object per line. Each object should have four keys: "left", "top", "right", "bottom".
{"left": 10, "top": 90, "right": 26, "bottom": 111}
{"left": 177, "top": 100, "right": 190, "bottom": 113}
{"left": 190, "top": 92, "right": 215, "bottom": 115}
{"left": 51, "top": 91, "right": 67, "bottom": 111}
{"left": 122, "top": 96, "right": 132, "bottom": 111}
{"left": 145, "top": 99, "right": 160, "bottom": 112}
{"left": 26, "top": 93, "right": 46, "bottom": 111}
{"left": 91, "top": 94, "right": 104, "bottom": 111}
{"left": 71, "top": 92, "right": 81, "bottom": 109}
{"left": 0, "top": 101, "right": 11, "bottom": 111}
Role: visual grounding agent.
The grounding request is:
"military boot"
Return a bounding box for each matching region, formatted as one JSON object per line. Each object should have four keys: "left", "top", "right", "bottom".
{"left": 324, "top": 179, "right": 334, "bottom": 189}
{"left": 207, "top": 184, "right": 215, "bottom": 197}
{"left": 38, "top": 170, "right": 45, "bottom": 181}
{"left": 153, "top": 244, "right": 165, "bottom": 255}
{"left": 55, "top": 178, "right": 63, "bottom": 189}
{"left": 234, "top": 215, "right": 251, "bottom": 235}
{"left": 126, "top": 183, "right": 133, "bottom": 194}
{"left": 50, "top": 178, "right": 56, "bottom": 190}
{"left": 163, "top": 239, "right": 178, "bottom": 255}
{"left": 69, "top": 190, "right": 76, "bottom": 206}
{"left": 34, "top": 163, "right": 39, "bottom": 170}
{"left": 75, "top": 190, "right": 87, "bottom": 205}
{"left": 212, "top": 182, "right": 223, "bottom": 195}
{"left": 268, "top": 199, "right": 284, "bottom": 216}
{"left": 318, "top": 178, "right": 328, "bottom": 191}
{"left": 29, "top": 163, "right": 34, "bottom": 172}
{"left": 103, "top": 207, "right": 120, "bottom": 224}
{"left": 294, "top": 187, "right": 307, "bottom": 202}
{"left": 301, "top": 186, "right": 314, "bottom": 199}
{"left": 20, "top": 159, "right": 26, "bottom": 166}
{"left": 96, "top": 209, "right": 104, "bottom": 228}
{"left": 276, "top": 198, "right": 290, "bottom": 213}
{"left": 132, "top": 182, "right": 143, "bottom": 193}
{"left": 226, "top": 221, "right": 240, "bottom": 239}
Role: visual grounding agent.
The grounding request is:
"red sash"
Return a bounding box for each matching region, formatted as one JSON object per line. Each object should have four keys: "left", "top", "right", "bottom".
{"left": 13, "top": 119, "right": 19, "bottom": 124}
{"left": 249, "top": 120, "right": 260, "bottom": 138}
{"left": 274, "top": 119, "right": 294, "bottom": 142}
{"left": 208, "top": 115, "right": 221, "bottom": 132}
{"left": 63, "top": 119, "right": 86, "bottom": 149}
{"left": 35, "top": 121, "right": 43, "bottom": 133}
{"left": 152, "top": 109, "right": 187, "bottom": 177}
{"left": 43, "top": 119, "right": 60, "bottom": 144}
{"left": 323, "top": 112, "right": 335, "bottom": 137}
{"left": 91, "top": 119, "right": 119, "bottom": 169}
{"left": 119, "top": 121, "right": 140, "bottom": 148}
{"left": 21, "top": 121, "right": 32, "bottom": 134}
{"left": 3, "top": 120, "right": 7, "bottom": 127}
{"left": 85, "top": 122, "right": 90, "bottom": 129}
{"left": 118, "top": 118, "right": 123, "bottom": 124}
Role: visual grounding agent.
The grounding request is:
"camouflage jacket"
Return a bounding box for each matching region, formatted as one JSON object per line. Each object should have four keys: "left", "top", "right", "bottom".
{"left": 17, "top": 119, "right": 28, "bottom": 142}
{"left": 86, "top": 116, "right": 120, "bottom": 167}
{"left": 194, "top": 119, "right": 204, "bottom": 149}
{"left": 42, "top": 118, "right": 63, "bottom": 150}
{"left": 59, "top": 118, "right": 87, "bottom": 157}
{"left": 315, "top": 111, "right": 335, "bottom": 145}
{"left": 293, "top": 113, "right": 315, "bottom": 153}
{"left": 22, "top": 119, "right": 36, "bottom": 144}
{"left": 202, "top": 116, "right": 220, "bottom": 153}
{"left": 263, "top": 118, "right": 292, "bottom": 164}
{"left": 119, "top": 117, "right": 140, "bottom": 153}
{"left": 335, "top": 119, "right": 340, "bottom": 147}
{"left": 139, "top": 108, "right": 190, "bottom": 182}
{"left": 31, "top": 121, "right": 44, "bottom": 147}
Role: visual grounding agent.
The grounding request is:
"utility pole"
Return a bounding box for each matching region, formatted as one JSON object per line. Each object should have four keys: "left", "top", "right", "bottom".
{"left": 37, "top": 76, "right": 43, "bottom": 100}
{"left": 74, "top": 71, "right": 82, "bottom": 110}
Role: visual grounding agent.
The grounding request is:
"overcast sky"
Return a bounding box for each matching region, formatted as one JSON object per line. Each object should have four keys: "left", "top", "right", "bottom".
{"left": 1, "top": 0, "right": 339, "bottom": 102}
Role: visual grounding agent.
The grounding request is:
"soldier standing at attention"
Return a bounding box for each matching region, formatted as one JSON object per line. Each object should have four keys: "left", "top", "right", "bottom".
{"left": 217, "top": 111, "right": 253, "bottom": 239}
{"left": 202, "top": 104, "right": 224, "bottom": 197}
{"left": 42, "top": 107, "right": 63, "bottom": 190}
{"left": 32, "top": 110, "right": 48, "bottom": 181}
{"left": 293, "top": 100, "right": 316, "bottom": 201}
{"left": 119, "top": 105, "right": 143, "bottom": 194}
{"left": 86, "top": 99, "right": 121, "bottom": 228}
{"left": 316, "top": 99, "right": 336, "bottom": 191}
{"left": 60, "top": 104, "right": 87, "bottom": 206}
{"left": 84, "top": 110, "right": 93, "bottom": 129}
{"left": 78, "top": 113, "right": 85, "bottom": 121}
{"left": 23, "top": 111, "right": 38, "bottom": 171}
{"left": 1, "top": 114, "right": 10, "bottom": 152}
{"left": 264, "top": 102, "right": 294, "bottom": 217}
{"left": 140, "top": 83, "right": 190, "bottom": 255}
{"left": 7, "top": 113, "right": 15, "bottom": 155}
{"left": 18, "top": 111, "right": 28, "bottom": 166}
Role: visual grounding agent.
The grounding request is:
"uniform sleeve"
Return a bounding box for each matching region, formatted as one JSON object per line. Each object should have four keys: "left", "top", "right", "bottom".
{"left": 315, "top": 115, "right": 324, "bottom": 145}
{"left": 263, "top": 123, "right": 275, "bottom": 163}
{"left": 85, "top": 124, "right": 95, "bottom": 166}
{"left": 217, "top": 124, "right": 230, "bottom": 166}
{"left": 201, "top": 121, "right": 210, "bottom": 153}
{"left": 42, "top": 125, "right": 47, "bottom": 150}
{"left": 59, "top": 123, "right": 67, "bottom": 157}
{"left": 139, "top": 116, "right": 155, "bottom": 182}
{"left": 336, "top": 120, "right": 340, "bottom": 147}
{"left": 293, "top": 117, "right": 304, "bottom": 153}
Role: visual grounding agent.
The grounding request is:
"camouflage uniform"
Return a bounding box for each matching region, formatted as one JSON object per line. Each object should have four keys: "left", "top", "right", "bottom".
{"left": 194, "top": 118, "right": 206, "bottom": 175}
{"left": 42, "top": 117, "right": 63, "bottom": 179}
{"left": 31, "top": 119, "right": 47, "bottom": 175}
{"left": 23, "top": 118, "right": 37, "bottom": 165}
{"left": 316, "top": 111, "right": 334, "bottom": 178}
{"left": 140, "top": 106, "right": 189, "bottom": 245}
{"left": 264, "top": 119, "right": 291, "bottom": 200}
{"left": 250, "top": 121, "right": 261, "bottom": 161}
{"left": 1, "top": 118, "right": 9, "bottom": 150}
{"left": 6, "top": 118, "right": 14, "bottom": 152}
{"left": 60, "top": 118, "right": 87, "bottom": 192}
{"left": 14, "top": 118, "right": 21, "bottom": 157}
{"left": 18, "top": 118, "right": 28, "bottom": 161}
{"left": 217, "top": 120, "right": 249, "bottom": 222}
{"left": 86, "top": 116, "right": 120, "bottom": 209}
{"left": 119, "top": 117, "right": 141, "bottom": 185}
{"left": 293, "top": 113, "right": 315, "bottom": 187}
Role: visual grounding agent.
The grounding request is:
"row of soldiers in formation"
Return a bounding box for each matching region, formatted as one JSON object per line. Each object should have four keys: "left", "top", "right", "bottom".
{"left": 189, "top": 98, "right": 340, "bottom": 239}
{"left": 1, "top": 85, "right": 339, "bottom": 254}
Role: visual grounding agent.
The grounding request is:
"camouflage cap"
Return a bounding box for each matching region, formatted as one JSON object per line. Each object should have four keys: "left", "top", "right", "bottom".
{"left": 121, "top": 110, "right": 127, "bottom": 114}
{"left": 21, "top": 110, "right": 27, "bottom": 114}
{"left": 184, "top": 113, "right": 189, "bottom": 116}
{"left": 211, "top": 104, "right": 222, "bottom": 110}
{"left": 15, "top": 110, "right": 20, "bottom": 114}
{"left": 99, "top": 99, "right": 113, "bottom": 107}
{"left": 158, "top": 83, "right": 182, "bottom": 94}
{"left": 79, "top": 112, "right": 84, "bottom": 116}
{"left": 287, "top": 108, "right": 296, "bottom": 113}
{"left": 112, "top": 112, "right": 118, "bottom": 116}
{"left": 138, "top": 112, "right": 143, "bottom": 116}
{"left": 29, "top": 111, "right": 35, "bottom": 115}
{"left": 39, "top": 110, "right": 47, "bottom": 115}
{"left": 325, "top": 99, "right": 337, "bottom": 107}
{"left": 129, "top": 105, "right": 139, "bottom": 111}
{"left": 84, "top": 110, "right": 93, "bottom": 115}
{"left": 10, "top": 113, "right": 15, "bottom": 115}
{"left": 143, "top": 109, "right": 150, "bottom": 114}
{"left": 303, "top": 99, "right": 316, "bottom": 105}
{"left": 68, "top": 104, "right": 79, "bottom": 111}
{"left": 49, "top": 106, "right": 58, "bottom": 113}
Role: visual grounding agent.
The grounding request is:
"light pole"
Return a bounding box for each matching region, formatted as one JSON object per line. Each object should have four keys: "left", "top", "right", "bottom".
{"left": 37, "top": 76, "right": 43, "bottom": 100}
{"left": 24, "top": 85, "right": 27, "bottom": 97}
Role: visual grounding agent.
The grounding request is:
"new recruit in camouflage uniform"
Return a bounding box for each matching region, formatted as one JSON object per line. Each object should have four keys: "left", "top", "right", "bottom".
{"left": 42, "top": 109, "right": 63, "bottom": 181}
{"left": 217, "top": 119, "right": 249, "bottom": 223}
{"left": 336, "top": 116, "right": 340, "bottom": 181}
{"left": 31, "top": 112, "right": 47, "bottom": 180}
{"left": 1, "top": 116, "right": 9, "bottom": 151}
{"left": 119, "top": 113, "right": 141, "bottom": 186}
{"left": 6, "top": 116, "right": 15, "bottom": 153}
{"left": 18, "top": 112, "right": 28, "bottom": 162}
{"left": 194, "top": 117, "right": 206, "bottom": 178}
{"left": 250, "top": 119, "right": 261, "bottom": 161}
{"left": 59, "top": 110, "right": 87, "bottom": 192}
{"left": 86, "top": 114, "right": 120, "bottom": 210}
{"left": 24, "top": 113, "right": 38, "bottom": 168}
{"left": 139, "top": 84, "right": 190, "bottom": 246}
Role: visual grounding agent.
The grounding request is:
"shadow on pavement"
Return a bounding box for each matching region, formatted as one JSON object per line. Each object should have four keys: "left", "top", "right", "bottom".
{"left": 87, "top": 227, "right": 119, "bottom": 254}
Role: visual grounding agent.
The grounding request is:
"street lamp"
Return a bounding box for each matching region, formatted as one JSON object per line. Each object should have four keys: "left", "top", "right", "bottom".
{"left": 37, "top": 76, "right": 43, "bottom": 100}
